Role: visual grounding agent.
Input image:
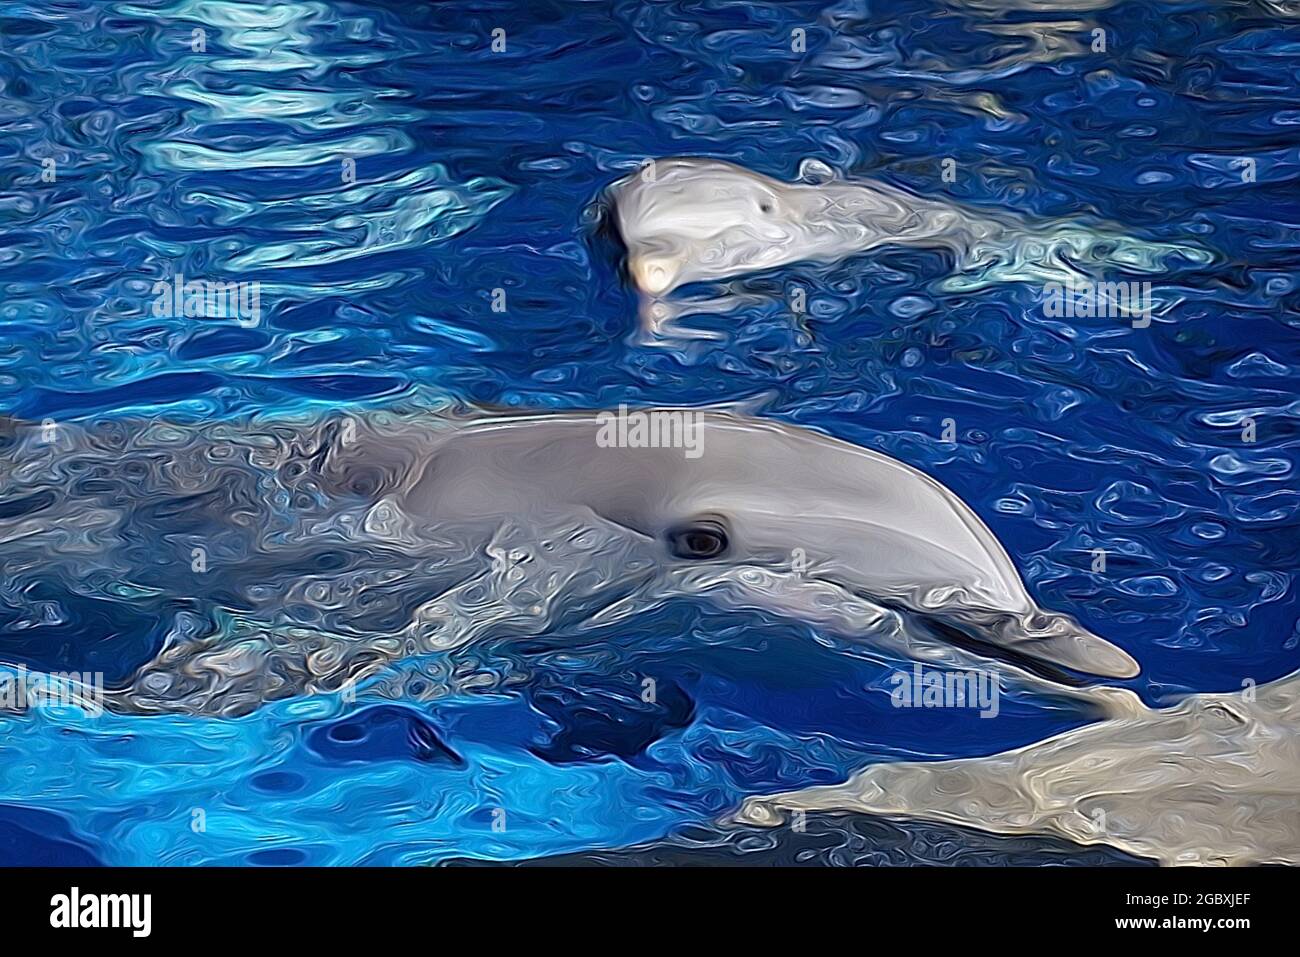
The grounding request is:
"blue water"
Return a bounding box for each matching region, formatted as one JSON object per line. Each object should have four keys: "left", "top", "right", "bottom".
{"left": 0, "top": 0, "right": 1297, "bottom": 865}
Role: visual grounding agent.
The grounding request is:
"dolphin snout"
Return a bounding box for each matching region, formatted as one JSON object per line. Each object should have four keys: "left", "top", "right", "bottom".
{"left": 628, "top": 254, "right": 682, "bottom": 295}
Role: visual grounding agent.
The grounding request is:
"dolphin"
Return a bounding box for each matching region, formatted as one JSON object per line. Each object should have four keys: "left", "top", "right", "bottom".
{"left": 737, "top": 671, "right": 1300, "bottom": 866}
{"left": 609, "top": 158, "right": 1212, "bottom": 334}
{"left": 0, "top": 407, "right": 1136, "bottom": 717}
{"left": 390, "top": 409, "right": 1138, "bottom": 677}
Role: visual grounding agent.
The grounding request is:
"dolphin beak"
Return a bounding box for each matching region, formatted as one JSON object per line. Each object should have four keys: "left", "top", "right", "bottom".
{"left": 629, "top": 255, "right": 680, "bottom": 295}
{"left": 988, "top": 613, "right": 1142, "bottom": 681}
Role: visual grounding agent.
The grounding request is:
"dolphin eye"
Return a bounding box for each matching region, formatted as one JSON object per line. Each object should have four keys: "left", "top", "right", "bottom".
{"left": 758, "top": 200, "right": 774, "bottom": 214}
{"left": 667, "top": 520, "right": 729, "bottom": 560}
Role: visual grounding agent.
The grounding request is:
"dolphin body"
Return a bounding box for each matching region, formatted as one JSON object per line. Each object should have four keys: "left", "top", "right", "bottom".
{"left": 738, "top": 671, "right": 1300, "bottom": 866}
{"left": 609, "top": 158, "right": 1212, "bottom": 333}
{"left": 0, "top": 407, "right": 1135, "bottom": 717}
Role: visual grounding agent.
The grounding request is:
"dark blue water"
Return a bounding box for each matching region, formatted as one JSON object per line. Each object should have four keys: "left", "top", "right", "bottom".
{"left": 0, "top": 0, "right": 1296, "bottom": 865}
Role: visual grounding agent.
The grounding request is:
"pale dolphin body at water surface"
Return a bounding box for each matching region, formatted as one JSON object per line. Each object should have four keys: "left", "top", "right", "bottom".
{"left": 738, "top": 670, "right": 1300, "bottom": 866}
{"left": 0, "top": 407, "right": 1135, "bottom": 717}
{"left": 609, "top": 158, "right": 1213, "bottom": 337}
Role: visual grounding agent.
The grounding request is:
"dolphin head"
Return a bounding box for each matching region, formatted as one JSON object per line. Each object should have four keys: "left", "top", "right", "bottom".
{"left": 398, "top": 410, "right": 1139, "bottom": 681}
{"left": 611, "top": 159, "right": 809, "bottom": 295}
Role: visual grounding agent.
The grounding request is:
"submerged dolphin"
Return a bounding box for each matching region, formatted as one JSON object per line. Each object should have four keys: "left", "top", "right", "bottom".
{"left": 738, "top": 671, "right": 1300, "bottom": 866}
{"left": 610, "top": 158, "right": 1211, "bottom": 329}
{"left": 0, "top": 407, "right": 1135, "bottom": 716}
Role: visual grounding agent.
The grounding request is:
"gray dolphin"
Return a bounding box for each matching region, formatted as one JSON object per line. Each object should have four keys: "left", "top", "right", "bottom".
{"left": 610, "top": 157, "right": 1211, "bottom": 303}
{"left": 388, "top": 409, "right": 1138, "bottom": 680}
{"left": 0, "top": 407, "right": 1136, "bottom": 716}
